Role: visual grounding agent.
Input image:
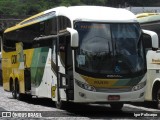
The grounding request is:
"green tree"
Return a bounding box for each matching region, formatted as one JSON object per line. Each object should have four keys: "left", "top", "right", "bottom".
{"left": 0, "top": 0, "right": 19, "bottom": 15}
{"left": 0, "top": 0, "right": 158, "bottom": 16}
{"left": 81, "top": 0, "right": 107, "bottom": 5}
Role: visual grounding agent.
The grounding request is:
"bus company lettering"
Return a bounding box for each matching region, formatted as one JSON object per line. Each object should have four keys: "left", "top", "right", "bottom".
{"left": 11, "top": 54, "right": 26, "bottom": 64}
{"left": 152, "top": 59, "right": 160, "bottom": 63}
{"left": 107, "top": 75, "right": 122, "bottom": 78}
{"left": 11, "top": 55, "right": 17, "bottom": 64}
{"left": 94, "top": 81, "right": 109, "bottom": 85}
{"left": 80, "top": 25, "right": 104, "bottom": 29}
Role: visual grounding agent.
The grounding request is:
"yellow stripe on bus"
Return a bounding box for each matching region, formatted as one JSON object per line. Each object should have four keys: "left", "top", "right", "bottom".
{"left": 81, "top": 75, "right": 118, "bottom": 88}
{"left": 4, "top": 12, "right": 44, "bottom": 33}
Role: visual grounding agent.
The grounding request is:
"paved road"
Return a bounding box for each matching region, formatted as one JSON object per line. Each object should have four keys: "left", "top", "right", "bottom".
{"left": 0, "top": 86, "right": 160, "bottom": 119}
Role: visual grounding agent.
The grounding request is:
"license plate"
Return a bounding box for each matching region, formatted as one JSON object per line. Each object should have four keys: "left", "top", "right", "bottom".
{"left": 108, "top": 95, "right": 120, "bottom": 101}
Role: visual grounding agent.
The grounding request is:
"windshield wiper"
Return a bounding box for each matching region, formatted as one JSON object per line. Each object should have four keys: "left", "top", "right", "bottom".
{"left": 114, "top": 42, "right": 118, "bottom": 55}
{"left": 108, "top": 42, "right": 111, "bottom": 56}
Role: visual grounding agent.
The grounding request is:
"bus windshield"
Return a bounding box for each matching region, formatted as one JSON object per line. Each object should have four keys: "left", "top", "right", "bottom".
{"left": 74, "top": 22, "right": 146, "bottom": 77}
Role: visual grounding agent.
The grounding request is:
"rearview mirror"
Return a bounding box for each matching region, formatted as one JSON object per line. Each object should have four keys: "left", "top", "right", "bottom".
{"left": 67, "top": 28, "right": 79, "bottom": 49}
{"left": 142, "top": 29, "right": 159, "bottom": 51}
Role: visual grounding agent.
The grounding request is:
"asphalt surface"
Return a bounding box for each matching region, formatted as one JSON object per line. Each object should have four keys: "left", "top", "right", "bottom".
{"left": 0, "top": 86, "right": 160, "bottom": 120}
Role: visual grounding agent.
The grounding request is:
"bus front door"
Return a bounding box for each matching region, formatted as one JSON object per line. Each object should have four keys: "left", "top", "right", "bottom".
{"left": 58, "top": 35, "right": 74, "bottom": 101}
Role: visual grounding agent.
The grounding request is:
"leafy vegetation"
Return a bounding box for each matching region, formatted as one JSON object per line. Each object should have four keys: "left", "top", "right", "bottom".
{"left": 0, "top": 0, "right": 158, "bottom": 16}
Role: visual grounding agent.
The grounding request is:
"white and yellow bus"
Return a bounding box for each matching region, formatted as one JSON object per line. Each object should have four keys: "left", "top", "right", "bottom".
{"left": 137, "top": 13, "right": 160, "bottom": 108}
{"left": 1, "top": 6, "right": 159, "bottom": 110}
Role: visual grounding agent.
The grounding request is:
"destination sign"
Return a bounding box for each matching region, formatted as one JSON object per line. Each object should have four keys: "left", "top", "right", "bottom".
{"left": 80, "top": 24, "right": 105, "bottom": 29}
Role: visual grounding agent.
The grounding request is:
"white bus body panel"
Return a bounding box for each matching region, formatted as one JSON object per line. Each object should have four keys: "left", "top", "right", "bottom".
{"left": 74, "top": 73, "right": 146, "bottom": 102}
{"left": 45, "top": 6, "right": 137, "bottom": 23}
{"left": 31, "top": 6, "right": 144, "bottom": 102}
{"left": 58, "top": 55, "right": 67, "bottom": 101}
{"left": 31, "top": 49, "right": 53, "bottom": 98}
{"left": 146, "top": 50, "right": 160, "bottom": 100}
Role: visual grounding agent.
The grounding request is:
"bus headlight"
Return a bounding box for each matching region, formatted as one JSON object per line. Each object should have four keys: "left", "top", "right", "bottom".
{"left": 132, "top": 81, "right": 146, "bottom": 91}
{"left": 75, "top": 79, "right": 96, "bottom": 92}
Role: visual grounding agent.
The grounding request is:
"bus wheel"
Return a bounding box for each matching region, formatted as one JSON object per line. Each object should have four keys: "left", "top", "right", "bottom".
{"left": 10, "top": 79, "right": 16, "bottom": 99}
{"left": 12, "top": 90, "right": 16, "bottom": 99}
{"left": 10, "top": 79, "right": 14, "bottom": 92}
{"left": 110, "top": 103, "right": 123, "bottom": 110}
{"left": 55, "top": 100, "right": 67, "bottom": 109}
{"left": 15, "top": 81, "right": 22, "bottom": 100}
{"left": 10, "top": 80, "right": 16, "bottom": 99}
{"left": 153, "top": 84, "right": 160, "bottom": 109}
{"left": 156, "top": 87, "right": 160, "bottom": 109}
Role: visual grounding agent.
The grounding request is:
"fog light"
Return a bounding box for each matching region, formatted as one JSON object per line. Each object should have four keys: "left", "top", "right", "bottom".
{"left": 79, "top": 92, "right": 86, "bottom": 98}
{"left": 139, "top": 92, "right": 144, "bottom": 98}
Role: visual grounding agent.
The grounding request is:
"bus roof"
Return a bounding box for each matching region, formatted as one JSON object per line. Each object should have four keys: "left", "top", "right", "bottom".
{"left": 5, "top": 6, "right": 137, "bottom": 33}
{"left": 136, "top": 13, "right": 160, "bottom": 23}
{"left": 59, "top": 6, "right": 136, "bottom": 22}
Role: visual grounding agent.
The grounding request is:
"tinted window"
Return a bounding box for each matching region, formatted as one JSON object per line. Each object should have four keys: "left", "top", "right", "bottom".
{"left": 58, "top": 16, "right": 71, "bottom": 32}
{"left": 143, "top": 33, "right": 152, "bottom": 49}
{"left": 75, "top": 22, "right": 146, "bottom": 77}
{"left": 45, "top": 17, "right": 57, "bottom": 35}
{"left": 141, "top": 22, "right": 160, "bottom": 47}
{"left": 3, "top": 17, "right": 58, "bottom": 51}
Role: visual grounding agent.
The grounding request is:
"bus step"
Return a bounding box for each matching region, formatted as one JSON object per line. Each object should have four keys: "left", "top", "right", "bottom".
{"left": 67, "top": 89, "right": 74, "bottom": 100}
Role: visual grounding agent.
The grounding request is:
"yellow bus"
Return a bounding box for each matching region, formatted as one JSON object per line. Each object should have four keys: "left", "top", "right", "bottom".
{"left": 1, "top": 6, "right": 159, "bottom": 110}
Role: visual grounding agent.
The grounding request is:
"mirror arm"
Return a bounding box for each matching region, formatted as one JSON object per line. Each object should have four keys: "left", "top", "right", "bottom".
{"left": 34, "top": 31, "right": 70, "bottom": 41}
{"left": 34, "top": 35, "right": 58, "bottom": 41}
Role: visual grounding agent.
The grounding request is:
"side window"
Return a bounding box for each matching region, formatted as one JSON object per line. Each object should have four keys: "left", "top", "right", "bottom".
{"left": 33, "top": 17, "right": 57, "bottom": 48}
{"left": 143, "top": 33, "right": 152, "bottom": 53}
{"left": 3, "top": 33, "right": 16, "bottom": 52}
{"left": 33, "top": 38, "right": 52, "bottom": 48}
{"left": 51, "top": 39, "right": 57, "bottom": 72}
{"left": 40, "top": 22, "right": 45, "bottom": 35}
{"left": 59, "top": 36, "right": 66, "bottom": 66}
{"left": 141, "top": 24, "right": 160, "bottom": 49}
{"left": 45, "top": 17, "right": 57, "bottom": 35}
{"left": 20, "top": 23, "right": 41, "bottom": 42}
{"left": 59, "top": 35, "right": 73, "bottom": 71}
{"left": 17, "top": 23, "right": 40, "bottom": 50}
{"left": 58, "top": 16, "right": 71, "bottom": 32}
{"left": 3, "top": 15, "right": 58, "bottom": 51}
{"left": 66, "top": 36, "right": 72, "bottom": 69}
{"left": 57, "top": 16, "right": 71, "bottom": 68}
{"left": 3, "top": 22, "right": 41, "bottom": 51}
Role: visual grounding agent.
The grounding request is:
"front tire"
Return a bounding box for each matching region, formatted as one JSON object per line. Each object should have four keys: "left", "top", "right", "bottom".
{"left": 152, "top": 84, "right": 160, "bottom": 109}
{"left": 55, "top": 100, "right": 68, "bottom": 109}
{"left": 155, "top": 87, "right": 160, "bottom": 109}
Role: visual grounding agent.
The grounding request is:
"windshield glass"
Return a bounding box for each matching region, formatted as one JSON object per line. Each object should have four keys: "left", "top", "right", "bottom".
{"left": 74, "top": 22, "right": 146, "bottom": 77}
